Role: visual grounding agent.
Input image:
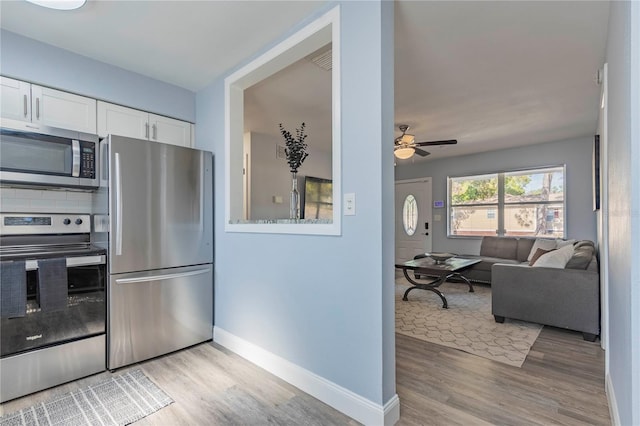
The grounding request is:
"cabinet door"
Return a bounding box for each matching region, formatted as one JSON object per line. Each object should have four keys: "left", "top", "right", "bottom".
{"left": 150, "top": 114, "right": 192, "bottom": 147}
{"left": 31, "top": 85, "right": 97, "bottom": 133}
{"left": 97, "top": 101, "right": 149, "bottom": 139}
{"left": 1, "top": 77, "right": 31, "bottom": 122}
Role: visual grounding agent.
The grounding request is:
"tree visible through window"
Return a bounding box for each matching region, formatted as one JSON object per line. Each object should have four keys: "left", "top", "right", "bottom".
{"left": 448, "top": 166, "right": 565, "bottom": 238}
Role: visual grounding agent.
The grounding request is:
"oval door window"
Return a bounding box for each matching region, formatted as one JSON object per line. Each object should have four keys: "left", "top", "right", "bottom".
{"left": 403, "top": 194, "right": 418, "bottom": 236}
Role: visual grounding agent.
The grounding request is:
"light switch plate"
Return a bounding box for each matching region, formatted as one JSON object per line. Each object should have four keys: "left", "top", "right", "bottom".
{"left": 344, "top": 193, "right": 356, "bottom": 216}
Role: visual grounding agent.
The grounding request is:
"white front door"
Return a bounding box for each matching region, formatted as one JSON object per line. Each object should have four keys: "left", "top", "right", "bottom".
{"left": 395, "top": 178, "right": 433, "bottom": 264}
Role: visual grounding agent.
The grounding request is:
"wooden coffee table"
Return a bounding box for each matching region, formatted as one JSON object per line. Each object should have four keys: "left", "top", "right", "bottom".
{"left": 395, "top": 256, "right": 481, "bottom": 308}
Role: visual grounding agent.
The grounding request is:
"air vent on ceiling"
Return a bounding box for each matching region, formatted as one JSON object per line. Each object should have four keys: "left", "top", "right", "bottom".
{"left": 308, "top": 49, "right": 332, "bottom": 71}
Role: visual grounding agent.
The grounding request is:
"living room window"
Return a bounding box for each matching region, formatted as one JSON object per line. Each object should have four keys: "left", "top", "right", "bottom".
{"left": 448, "top": 166, "right": 565, "bottom": 238}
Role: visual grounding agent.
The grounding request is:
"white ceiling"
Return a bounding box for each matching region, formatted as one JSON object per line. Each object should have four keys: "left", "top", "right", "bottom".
{"left": 0, "top": 0, "right": 610, "bottom": 161}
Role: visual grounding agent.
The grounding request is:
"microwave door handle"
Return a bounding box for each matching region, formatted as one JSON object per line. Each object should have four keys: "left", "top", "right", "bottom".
{"left": 100, "top": 140, "right": 109, "bottom": 185}
{"left": 114, "top": 152, "right": 123, "bottom": 256}
{"left": 71, "top": 140, "right": 81, "bottom": 177}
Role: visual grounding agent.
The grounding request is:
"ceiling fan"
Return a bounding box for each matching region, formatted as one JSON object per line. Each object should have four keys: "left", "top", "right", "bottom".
{"left": 394, "top": 124, "right": 458, "bottom": 159}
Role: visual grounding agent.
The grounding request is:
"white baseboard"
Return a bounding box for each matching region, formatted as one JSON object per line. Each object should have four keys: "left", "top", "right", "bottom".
{"left": 606, "top": 373, "right": 621, "bottom": 426}
{"left": 214, "top": 326, "right": 400, "bottom": 425}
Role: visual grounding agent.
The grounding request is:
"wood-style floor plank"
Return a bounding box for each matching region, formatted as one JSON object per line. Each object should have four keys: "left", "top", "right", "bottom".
{"left": 1, "top": 326, "right": 609, "bottom": 425}
{"left": 396, "top": 327, "right": 610, "bottom": 426}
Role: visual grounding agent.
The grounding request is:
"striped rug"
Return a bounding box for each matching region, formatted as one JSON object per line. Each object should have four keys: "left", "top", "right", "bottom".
{"left": 0, "top": 370, "right": 173, "bottom": 426}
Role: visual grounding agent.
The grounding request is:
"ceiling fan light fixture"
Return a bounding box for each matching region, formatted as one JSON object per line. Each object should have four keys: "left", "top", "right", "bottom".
{"left": 401, "top": 134, "right": 415, "bottom": 144}
{"left": 394, "top": 147, "right": 415, "bottom": 160}
{"left": 25, "top": 0, "right": 86, "bottom": 10}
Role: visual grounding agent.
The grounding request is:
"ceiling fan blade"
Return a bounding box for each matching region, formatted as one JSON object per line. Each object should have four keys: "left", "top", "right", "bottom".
{"left": 415, "top": 139, "right": 458, "bottom": 146}
{"left": 414, "top": 148, "right": 431, "bottom": 157}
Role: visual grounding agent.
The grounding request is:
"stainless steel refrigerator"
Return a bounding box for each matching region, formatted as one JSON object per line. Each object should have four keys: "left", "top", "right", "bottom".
{"left": 93, "top": 135, "right": 213, "bottom": 370}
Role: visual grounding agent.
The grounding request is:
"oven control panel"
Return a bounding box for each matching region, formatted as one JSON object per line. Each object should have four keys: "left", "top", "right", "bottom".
{"left": 0, "top": 213, "right": 91, "bottom": 235}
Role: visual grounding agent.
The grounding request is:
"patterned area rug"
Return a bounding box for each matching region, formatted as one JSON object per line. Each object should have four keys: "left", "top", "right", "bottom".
{"left": 395, "top": 279, "right": 542, "bottom": 367}
{"left": 0, "top": 370, "right": 173, "bottom": 426}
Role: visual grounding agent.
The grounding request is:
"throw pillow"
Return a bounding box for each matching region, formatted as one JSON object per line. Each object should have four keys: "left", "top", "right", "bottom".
{"left": 527, "top": 238, "right": 557, "bottom": 261}
{"left": 555, "top": 238, "right": 577, "bottom": 248}
{"left": 565, "top": 245, "right": 595, "bottom": 269}
{"left": 532, "top": 243, "right": 575, "bottom": 268}
{"left": 529, "top": 248, "right": 553, "bottom": 266}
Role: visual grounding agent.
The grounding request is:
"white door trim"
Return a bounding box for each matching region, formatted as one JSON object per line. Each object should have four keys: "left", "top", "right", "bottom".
{"left": 600, "top": 64, "right": 609, "bottom": 355}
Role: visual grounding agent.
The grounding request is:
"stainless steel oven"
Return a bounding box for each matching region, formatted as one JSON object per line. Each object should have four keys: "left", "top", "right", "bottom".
{"left": 0, "top": 213, "right": 106, "bottom": 402}
{"left": 0, "top": 119, "right": 99, "bottom": 189}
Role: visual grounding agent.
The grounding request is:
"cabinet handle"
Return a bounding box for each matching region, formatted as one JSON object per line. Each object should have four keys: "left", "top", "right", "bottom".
{"left": 145, "top": 122, "right": 149, "bottom": 139}
{"left": 23, "top": 95, "right": 28, "bottom": 117}
{"left": 152, "top": 123, "right": 157, "bottom": 140}
{"left": 36, "top": 98, "right": 40, "bottom": 119}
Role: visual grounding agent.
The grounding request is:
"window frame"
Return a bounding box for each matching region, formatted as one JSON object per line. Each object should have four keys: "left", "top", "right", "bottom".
{"left": 447, "top": 165, "right": 566, "bottom": 239}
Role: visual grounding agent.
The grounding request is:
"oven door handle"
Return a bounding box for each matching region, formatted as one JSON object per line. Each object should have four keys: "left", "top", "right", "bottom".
{"left": 25, "top": 255, "right": 106, "bottom": 271}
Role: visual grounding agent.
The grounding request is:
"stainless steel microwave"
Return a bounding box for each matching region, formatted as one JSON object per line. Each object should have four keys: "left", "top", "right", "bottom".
{"left": 0, "top": 119, "right": 99, "bottom": 189}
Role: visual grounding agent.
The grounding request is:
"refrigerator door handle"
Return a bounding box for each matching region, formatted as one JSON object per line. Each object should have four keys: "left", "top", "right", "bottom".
{"left": 114, "top": 152, "right": 123, "bottom": 256}
{"left": 114, "top": 267, "right": 211, "bottom": 284}
{"left": 199, "top": 155, "right": 205, "bottom": 234}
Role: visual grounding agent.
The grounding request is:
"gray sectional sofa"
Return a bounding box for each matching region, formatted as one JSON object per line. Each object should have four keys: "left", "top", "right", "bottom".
{"left": 452, "top": 236, "right": 600, "bottom": 341}
{"left": 490, "top": 239, "right": 600, "bottom": 341}
{"left": 457, "top": 236, "right": 538, "bottom": 284}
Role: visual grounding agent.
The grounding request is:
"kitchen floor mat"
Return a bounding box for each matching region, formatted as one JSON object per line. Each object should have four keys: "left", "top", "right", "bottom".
{"left": 0, "top": 369, "right": 173, "bottom": 426}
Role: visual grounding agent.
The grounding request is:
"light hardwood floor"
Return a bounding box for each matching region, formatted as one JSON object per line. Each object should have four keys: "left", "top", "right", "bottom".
{"left": 1, "top": 328, "right": 609, "bottom": 425}
{"left": 396, "top": 327, "right": 610, "bottom": 425}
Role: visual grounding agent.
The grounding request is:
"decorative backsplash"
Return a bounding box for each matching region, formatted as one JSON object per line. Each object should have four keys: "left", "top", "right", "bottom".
{"left": 0, "top": 187, "right": 92, "bottom": 213}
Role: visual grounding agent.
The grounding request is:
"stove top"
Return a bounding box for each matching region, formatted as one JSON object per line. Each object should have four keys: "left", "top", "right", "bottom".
{"left": 0, "top": 213, "right": 105, "bottom": 261}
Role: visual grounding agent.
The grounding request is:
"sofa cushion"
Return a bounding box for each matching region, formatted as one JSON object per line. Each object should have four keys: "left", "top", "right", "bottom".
{"left": 566, "top": 244, "right": 595, "bottom": 270}
{"left": 556, "top": 238, "right": 577, "bottom": 248}
{"left": 532, "top": 243, "right": 574, "bottom": 268}
{"left": 461, "top": 255, "right": 521, "bottom": 273}
{"left": 529, "top": 248, "right": 553, "bottom": 266}
{"left": 516, "top": 238, "right": 536, "bottom": 262}
{"left": 480, "top": 237, "right": 518, "bottom": 260}
{"left": 574, "top": 240, "right": 595, "bottom": 249}
{"left": 527, "top": 238, "right": 558, "bottom": 261}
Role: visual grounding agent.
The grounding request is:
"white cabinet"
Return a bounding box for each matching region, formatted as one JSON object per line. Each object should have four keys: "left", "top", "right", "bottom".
{"left": 97, "top": 101, "right": 148, "bottom": 140}
{"left": 1, "top": 76, "right": 97, "bottom": 134}
{"left": 150, "top": 114, "right": 192, "bottom": 147}
{"left": 1, "top": 77, "right": 31, "bottom": 121}
{"left": 98, "top": 101, "right": 192, "bottom": 147}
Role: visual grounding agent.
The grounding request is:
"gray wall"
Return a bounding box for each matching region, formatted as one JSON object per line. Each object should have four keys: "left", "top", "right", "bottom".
{"left": 196, "top": 0, "right": 397, "bottom": 408}
{"left": 395, "top": 136, "right": 598, "bottom": 255}
{"left": 0, "top": 29, "right": 195, "bottom": 122}
{"left": 605, "top": 2, "right": 639, "bottom": 425}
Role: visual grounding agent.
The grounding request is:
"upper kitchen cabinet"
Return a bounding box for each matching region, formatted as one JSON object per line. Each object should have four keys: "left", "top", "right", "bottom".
{"left": 1, "top": 77, "right": 97, "bottom": 134}
{"left": 98, "top": 101, "right": 192, "bottom": 147}
{"left": 1, "top": 77, "right": 30, "bottom": 121}
{"left": 97, "top": 101, "right": 148, "bottom": 140}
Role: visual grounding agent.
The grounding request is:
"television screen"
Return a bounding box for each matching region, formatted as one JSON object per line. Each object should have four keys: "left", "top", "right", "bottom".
{"left": 302, "top": 176, "right": 333, "bottom": 220}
